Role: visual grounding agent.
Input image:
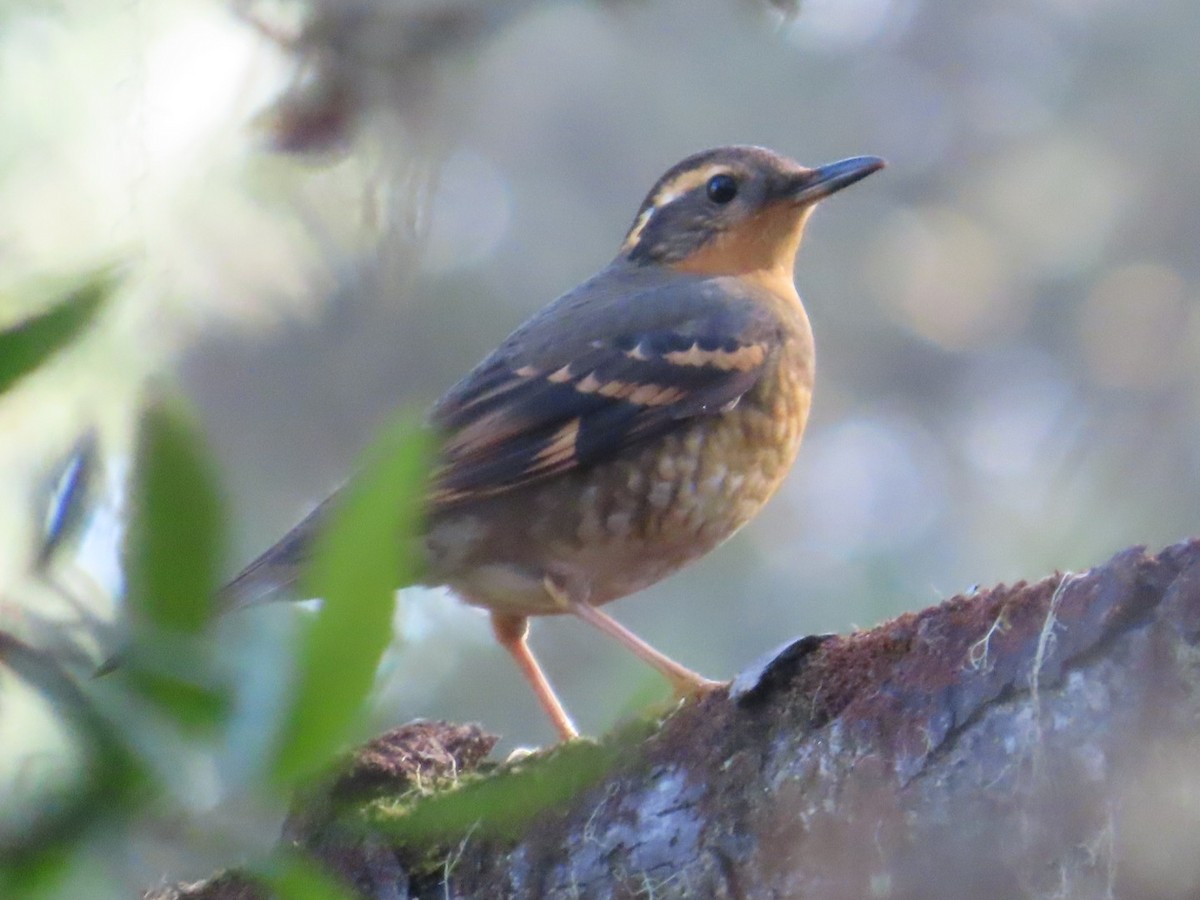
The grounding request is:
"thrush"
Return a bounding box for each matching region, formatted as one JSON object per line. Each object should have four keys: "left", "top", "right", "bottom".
{"left": 224, "top": 146, "right": 884, "bottom": 740}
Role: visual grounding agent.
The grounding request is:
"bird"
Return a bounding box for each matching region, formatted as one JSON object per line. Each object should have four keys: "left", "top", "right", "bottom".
{"left": 223, "top": 145, "right": 884, "bottom": 741}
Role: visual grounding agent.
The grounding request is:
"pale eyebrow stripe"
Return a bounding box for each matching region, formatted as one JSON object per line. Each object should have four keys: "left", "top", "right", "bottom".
{"left": 620, "top": 165, "right": 729, "bottom": 251}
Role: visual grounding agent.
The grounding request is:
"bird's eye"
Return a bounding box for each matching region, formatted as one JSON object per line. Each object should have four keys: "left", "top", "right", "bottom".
{"left": 706, "top": 173, "right": 738, "bottom": 204}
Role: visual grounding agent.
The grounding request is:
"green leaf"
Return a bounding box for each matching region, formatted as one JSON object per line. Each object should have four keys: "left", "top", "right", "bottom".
{"left": 372, "top": 731, "right": 634, "bottom": 845}
{"left": 255, "top": 851, "right": 358, "bottom": 900}
{"left": 0, "top": 843, "right": 72, "bottom": 899}
{"left": 0, "top": 267, "right": 118, "bottom": 396}
{"left": 127, "top": 398, "right": 224, "bottom": 635}
{"left": 125, "top": 669, "right": 230, "bottom": 731}
{"left": 121, "top": 397, "right": 229, "bottom": 733}
{"left": 271, "top": 416, "right": 431, "bottom": 787}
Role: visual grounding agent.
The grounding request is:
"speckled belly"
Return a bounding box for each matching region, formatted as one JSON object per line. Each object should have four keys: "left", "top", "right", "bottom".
{"left": 424, "top": 364, "right": 812, "bottom": 617}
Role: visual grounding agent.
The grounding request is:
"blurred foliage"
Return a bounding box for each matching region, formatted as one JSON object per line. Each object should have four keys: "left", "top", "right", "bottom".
{"left": 0, "top": 272, "right": 431, "bottom": 895}
{"left": 0, "top": 631, "right": 145, "bottom": 895}
{"left": 34, "top": 431, "right": 100, "bottom": 571}
{"left": 272, "top": 419, "right": 430, "bottom": 787}
{"left": 251, "top": 851, "right": 359, "bottom": 900}
{"left": 0, "top": 272, "right": 137, "bottom": 890}
{"left": 119, "top": 400, "right": 231, "bottom": 734}
{"left": 127, "top": 401, "right": 224, "bottom": 637}
{"left": 0, "top": 270, "right": 116, "bottom": 396}
{"left": 370, "top": 725, "right": 642, "bottom": 848}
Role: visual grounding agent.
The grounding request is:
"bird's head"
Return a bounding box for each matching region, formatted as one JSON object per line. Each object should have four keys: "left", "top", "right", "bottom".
{"left": 618, "top": 146, "right": 883, "bottom": 281}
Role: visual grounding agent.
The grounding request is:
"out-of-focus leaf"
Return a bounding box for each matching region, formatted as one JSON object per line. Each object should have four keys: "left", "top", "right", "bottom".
{"left": 0, "top": 268, "right": 118, "bottom": 396}
{"left": 372, "top": 728, "right": 640, "bottom": 845}
{"left": 122, "top": 397, "right": 229, "bottom": 733}
{"left": 36, "top": 430, "right": 100, "bottom": 569}
{"left": 125, "top": 670, "right": 230, "bottom": 731}
{"left": 127, "top": 399, "right": 224, "bottom": 636}
{"left": 256, "top": 851, "right": 358, "bottom": 900}
{"left": 0, "top": 633, "right": 147, "bottom": 890}
{"left": 0, "top": 842, "right": 71, "bottom": 899}
{"left": 271, "top": 416, "right": 431, "bottom": 787}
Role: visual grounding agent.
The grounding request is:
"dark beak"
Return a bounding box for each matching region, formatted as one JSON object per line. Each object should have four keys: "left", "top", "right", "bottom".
{"left": 785, "top": 156, "right": 885, "bottom": 205}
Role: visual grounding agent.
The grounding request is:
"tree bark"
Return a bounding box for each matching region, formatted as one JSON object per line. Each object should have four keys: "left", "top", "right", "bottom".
{"left": 151, "top": 538, "right": 1200, "bottom": 899}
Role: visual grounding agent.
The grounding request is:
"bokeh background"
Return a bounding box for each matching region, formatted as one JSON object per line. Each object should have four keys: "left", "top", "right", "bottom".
{"left": 1, "top": 0, "right": 1199, "bottom": 867}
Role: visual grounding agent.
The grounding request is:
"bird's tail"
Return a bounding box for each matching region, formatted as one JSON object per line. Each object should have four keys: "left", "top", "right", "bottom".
{"left": 95, "top": 494, "right": 339, "bottom": 678}
{"left": 217, "top": 493, "right": 339, "bottom": 613}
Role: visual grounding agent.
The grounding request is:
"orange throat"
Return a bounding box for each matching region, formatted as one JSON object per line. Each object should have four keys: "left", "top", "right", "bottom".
{"left": 672, "top": 203, "right": 814, "bottom": 298}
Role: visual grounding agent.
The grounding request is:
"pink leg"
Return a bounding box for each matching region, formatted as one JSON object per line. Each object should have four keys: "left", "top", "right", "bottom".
{"left": 543, "top": 578, "right": 723, "bottom": 698}
{"left": 491, "top": 612, "right": 579, "bottom": 742}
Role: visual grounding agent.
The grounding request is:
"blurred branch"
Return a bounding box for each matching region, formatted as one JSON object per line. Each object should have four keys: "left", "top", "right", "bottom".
{"left": 241, "top": 0, "right": 797, "bottom": 155}
{"left": 240, "top": 0, "right": 540, "bottom": 156}
{"left": 146, "top": 538, "right": 1200, "bottom": 899}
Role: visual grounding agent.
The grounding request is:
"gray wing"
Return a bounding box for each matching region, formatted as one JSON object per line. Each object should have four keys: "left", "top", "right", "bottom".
{"left": 428, "top": 268, "right": 782, "bottom": 509}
